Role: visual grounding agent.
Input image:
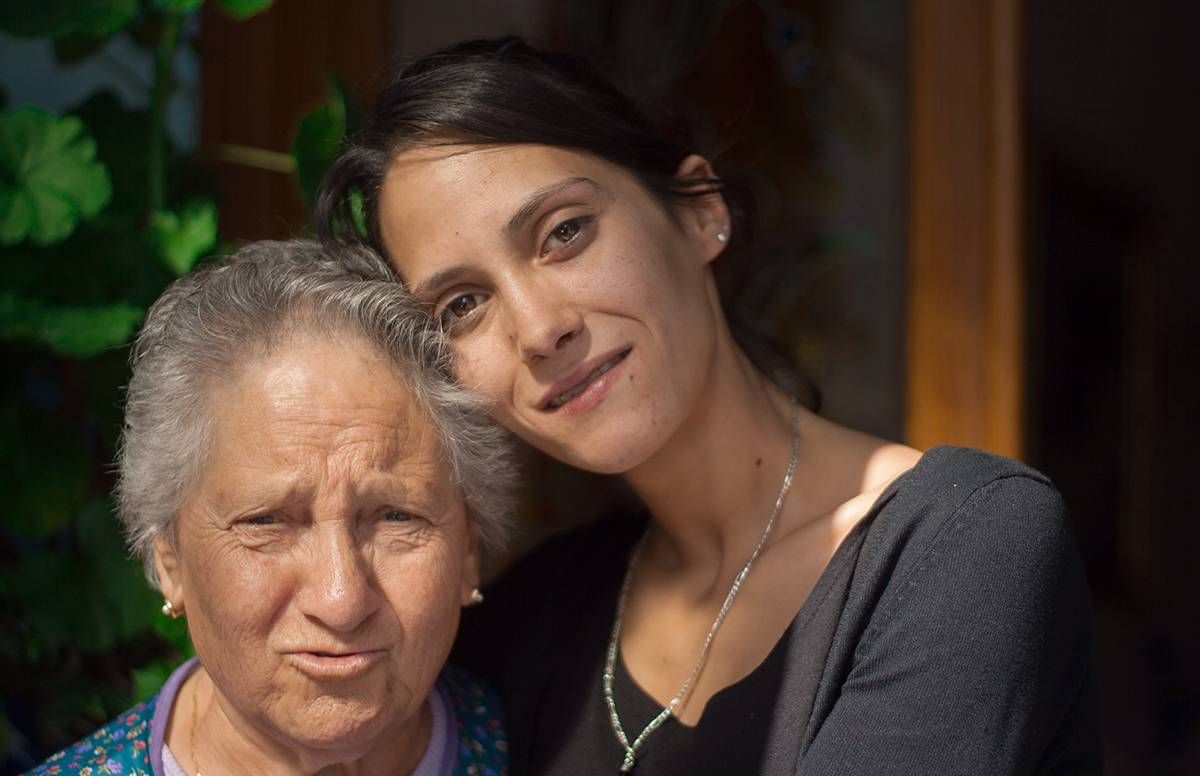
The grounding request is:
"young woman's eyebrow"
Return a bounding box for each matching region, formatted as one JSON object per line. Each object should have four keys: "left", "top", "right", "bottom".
{"left": 409, "top": 265, "right": 471, "bottom": 299}
{"left": 411, "top": 177, "right": 603, "bottom": 299}
{"left": 505, "top": 176, "right": 601, "bottom": 237}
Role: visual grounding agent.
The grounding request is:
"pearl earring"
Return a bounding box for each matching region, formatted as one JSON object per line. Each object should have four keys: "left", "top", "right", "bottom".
{"left": 467, "top": 588, "right": 485, "bottom": 606}
{"left": 716, "top": 229, "right": 728, "bottom": 243}
{"left": 161, "top": 600, "right": 181, "bottom": 618}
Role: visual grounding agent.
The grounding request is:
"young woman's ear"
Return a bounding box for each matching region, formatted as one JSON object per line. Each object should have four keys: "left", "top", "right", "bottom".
{"left": 673, "top": 154, "right": 732, "bottom": 264}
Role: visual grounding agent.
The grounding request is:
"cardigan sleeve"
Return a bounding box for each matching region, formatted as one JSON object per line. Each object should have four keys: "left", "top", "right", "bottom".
{"left": 798, "top": 474, "right": 1102, "bottom": 775}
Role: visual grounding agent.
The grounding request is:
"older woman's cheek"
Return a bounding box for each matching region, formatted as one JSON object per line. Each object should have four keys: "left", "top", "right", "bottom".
{"left": 185, "top": 536, "right": 295, "bottom": 716}
{"left": 374, "top": 538, "right": 465, "bottom": 681}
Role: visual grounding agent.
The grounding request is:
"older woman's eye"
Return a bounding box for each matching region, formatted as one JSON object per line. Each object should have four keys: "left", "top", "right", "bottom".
{"left": 383, "top": 510, "right": 414, "bottom": 523}
{"left": 245, "top": 513, "right": 278, "bottom": 526}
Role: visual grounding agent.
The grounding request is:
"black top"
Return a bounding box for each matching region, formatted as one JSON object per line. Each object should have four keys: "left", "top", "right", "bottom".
{"left": 454, "top": 446, "right": 1103, "bottom": 775}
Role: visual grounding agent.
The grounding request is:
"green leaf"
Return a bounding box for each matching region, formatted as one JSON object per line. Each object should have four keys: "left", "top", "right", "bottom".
{"left": 39, "top": 302, "right": 144, "bottom": 356}
{"left": 349, "top": 190, "right": 368, "bottom": 238}
{"left": 73, "top": 93, "right": 153, "bottom": 220}
{"left": 217, "top": 0, "right": 274, "bottom": 20}
{"left": 153, "top": 0, "right": 205, "bottom": 12}
{"left": 0, "top": 400, "right": 92, "bottom": 538}
{"left": 293, "top": 77, "right": 348, "bottom": 209}
{"left": 77, "top": 499, "right": 161, "bottom": 644}
{"left": 0, "top": 108, "right": 112, "bottom": 246}
{"left": 132, "top": 661, "right": 174, "bottom": 703}
{"left": 154, "top": 609, "right": 195, "bottom": 657}
{"left": 0, "top": 292, "right": 143, "bottom": 357}
{"left": 0, "top": 0, "right": 139, "bottom": 39}
{"left": 149, "top": 199, "right": 218, "bottom": 275}
{"left": 8, "top": 500, "right": 160, "bottom": 655}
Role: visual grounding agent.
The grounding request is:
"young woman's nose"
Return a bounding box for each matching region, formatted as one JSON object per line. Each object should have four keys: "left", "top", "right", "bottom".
{"left": 507, "top": 283, "right": 584, "bottom": 363}
{"left": 295, "top": 524, "right": 380, "bottom": 633}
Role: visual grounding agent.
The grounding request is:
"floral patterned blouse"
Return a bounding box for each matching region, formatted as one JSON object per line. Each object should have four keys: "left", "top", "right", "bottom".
{"left": 27, "top": 662, "right": 507, "bottom": 776}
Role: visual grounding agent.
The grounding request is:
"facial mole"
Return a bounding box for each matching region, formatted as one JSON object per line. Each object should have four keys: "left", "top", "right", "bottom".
{"left": 756, "top": 457, "right": 763, "bottom": 467}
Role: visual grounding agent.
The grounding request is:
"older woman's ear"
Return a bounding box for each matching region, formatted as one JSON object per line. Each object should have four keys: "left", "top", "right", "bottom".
{"left": 460, "top": 522, "right": 482, "bottom": 608}
{"left": 154, "top": 533, "right": 186, "bottom": 614}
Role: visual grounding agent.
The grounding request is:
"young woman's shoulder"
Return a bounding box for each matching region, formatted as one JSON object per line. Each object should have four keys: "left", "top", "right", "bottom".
{"left": 800, "top": 445, "right": 1101, "bottom": 773}
{"left": 881, "top": 444, "right": 1068, "bottom": 549}
{"left": 849, "top": 443, "right": 1077, "bottom": 616}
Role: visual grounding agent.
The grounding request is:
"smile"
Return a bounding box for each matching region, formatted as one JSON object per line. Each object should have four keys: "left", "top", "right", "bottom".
{"left": 541, "top": 348, "right": 631, "bottom": 412}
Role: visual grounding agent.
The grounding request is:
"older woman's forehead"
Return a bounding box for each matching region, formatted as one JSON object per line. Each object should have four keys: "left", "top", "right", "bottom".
{"left": 188, "top": 410, "right": 462, "bottom": 520}
{"left": 201, "top": 336, "right": 452, "bottom": 473}
{"left": 195, "top": 459, "right": 458, "bottom": 514}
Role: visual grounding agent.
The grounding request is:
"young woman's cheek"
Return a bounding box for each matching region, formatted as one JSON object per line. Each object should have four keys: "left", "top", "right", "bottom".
{"left": 452, "top": 334, "right": 518, "bottom": 420}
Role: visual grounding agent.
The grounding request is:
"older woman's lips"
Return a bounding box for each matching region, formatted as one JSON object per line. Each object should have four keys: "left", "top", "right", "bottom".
{"left": 286, "top": 650, "right": 387, "bottom": 679}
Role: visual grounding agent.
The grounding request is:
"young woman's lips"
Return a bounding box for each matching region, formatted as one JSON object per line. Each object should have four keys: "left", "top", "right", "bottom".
{"left": 285, "top": 650, "right": 387, "bottom": 680}
{"left": 541, "top": 349, "right": 631, "bottom": 417}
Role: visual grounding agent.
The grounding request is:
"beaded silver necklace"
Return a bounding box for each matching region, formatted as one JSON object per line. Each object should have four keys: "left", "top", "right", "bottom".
{"left": 602, "top": 399, "right": 800, "bottom": 773}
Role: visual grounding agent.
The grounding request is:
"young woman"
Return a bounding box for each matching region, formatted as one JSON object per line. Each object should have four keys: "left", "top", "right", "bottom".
{"left": 317, "top": 37, "right": 1100, "bottom": 775}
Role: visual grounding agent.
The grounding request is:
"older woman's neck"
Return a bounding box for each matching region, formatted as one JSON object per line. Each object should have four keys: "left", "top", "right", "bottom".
{"left": 625, "top": 335, "right": 804, "bottom": 578}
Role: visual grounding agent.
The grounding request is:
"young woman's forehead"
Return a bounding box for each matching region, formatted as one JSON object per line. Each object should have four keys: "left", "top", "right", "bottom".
{"left": 385, "top": 143, "right": 633, "bottom": 193}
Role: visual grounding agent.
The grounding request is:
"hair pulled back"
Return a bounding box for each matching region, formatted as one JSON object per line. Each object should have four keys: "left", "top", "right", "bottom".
{"left": 316, "top": 36, "right": 725, "bottom": 254}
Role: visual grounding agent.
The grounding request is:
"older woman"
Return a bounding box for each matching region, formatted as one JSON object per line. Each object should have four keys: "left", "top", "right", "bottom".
{"left": 30, "top": 240, "right": 513, "bottom": 776}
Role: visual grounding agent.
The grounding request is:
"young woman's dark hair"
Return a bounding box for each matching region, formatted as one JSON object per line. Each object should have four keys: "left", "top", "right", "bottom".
{"left": 316, "top": 36, "right": 725, "bottom": 254}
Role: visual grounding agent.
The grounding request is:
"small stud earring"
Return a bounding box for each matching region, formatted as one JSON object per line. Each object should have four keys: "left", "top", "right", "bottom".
{"left": 716, "top": 230, "right": 728, "bottom": 244}
{"left": 161, "top": 600, "right": 181, "bottom": 619}
{"left": 467, "top": 588, "right": 485, "bottom": 606}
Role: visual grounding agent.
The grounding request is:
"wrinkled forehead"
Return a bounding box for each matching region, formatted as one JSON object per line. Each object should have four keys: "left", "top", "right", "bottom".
{"left": 178, "top": 333, "right": 467, "bottom": 521}
{"left": 212, "top": 332, "right": 444, "bottom": 463}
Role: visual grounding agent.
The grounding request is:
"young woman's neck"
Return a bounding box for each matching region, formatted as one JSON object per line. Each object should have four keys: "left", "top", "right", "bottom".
{"left": 625, "top": 322, "right": 800, "bottom": 577}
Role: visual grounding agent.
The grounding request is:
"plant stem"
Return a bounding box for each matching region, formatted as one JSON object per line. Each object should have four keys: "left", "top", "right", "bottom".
{"left": 147, "top": 11, "right": 183, "bottom": 216}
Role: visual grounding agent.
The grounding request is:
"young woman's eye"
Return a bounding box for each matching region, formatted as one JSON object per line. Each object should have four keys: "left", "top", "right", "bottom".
{"left": 542, "top": 216, "right": 592, "bottom": 255}
{"left": 436, "top": 292, "right": 486, "bottom": 332}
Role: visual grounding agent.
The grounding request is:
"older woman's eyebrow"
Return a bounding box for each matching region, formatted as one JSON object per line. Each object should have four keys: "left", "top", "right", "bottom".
{"left": 505, "top": 176, "right": 601, "bottom": 237}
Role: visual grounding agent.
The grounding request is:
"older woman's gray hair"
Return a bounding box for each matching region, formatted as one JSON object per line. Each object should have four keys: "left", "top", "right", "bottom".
{"left": 118, "top": 239, "right": 515, "bottom": 586}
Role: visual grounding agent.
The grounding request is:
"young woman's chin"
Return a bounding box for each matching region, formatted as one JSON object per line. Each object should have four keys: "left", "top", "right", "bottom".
{"left": 513, "top": 408, "right": 683, "bottom": 475}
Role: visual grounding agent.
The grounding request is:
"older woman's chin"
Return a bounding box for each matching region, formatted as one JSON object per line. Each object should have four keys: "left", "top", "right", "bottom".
{"left": 254, "top": 680, "right": 425, "bottom": 753}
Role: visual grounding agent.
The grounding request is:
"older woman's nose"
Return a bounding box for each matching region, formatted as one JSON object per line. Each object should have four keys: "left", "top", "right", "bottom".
{"left": 296, "top": 527, "right": 381, "bottom": 632}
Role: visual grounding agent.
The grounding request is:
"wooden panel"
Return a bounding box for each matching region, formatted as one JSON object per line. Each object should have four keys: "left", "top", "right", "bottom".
{"left": 906, "top": 0, "right": 1024, "bottom": 456}
{"left": 200, "top": 1, "right": 391, "bottom": 241}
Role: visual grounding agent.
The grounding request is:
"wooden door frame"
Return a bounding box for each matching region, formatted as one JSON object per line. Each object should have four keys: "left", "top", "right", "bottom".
{"left": 906, "top": 0, "right": 1024, "bottom": 457}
